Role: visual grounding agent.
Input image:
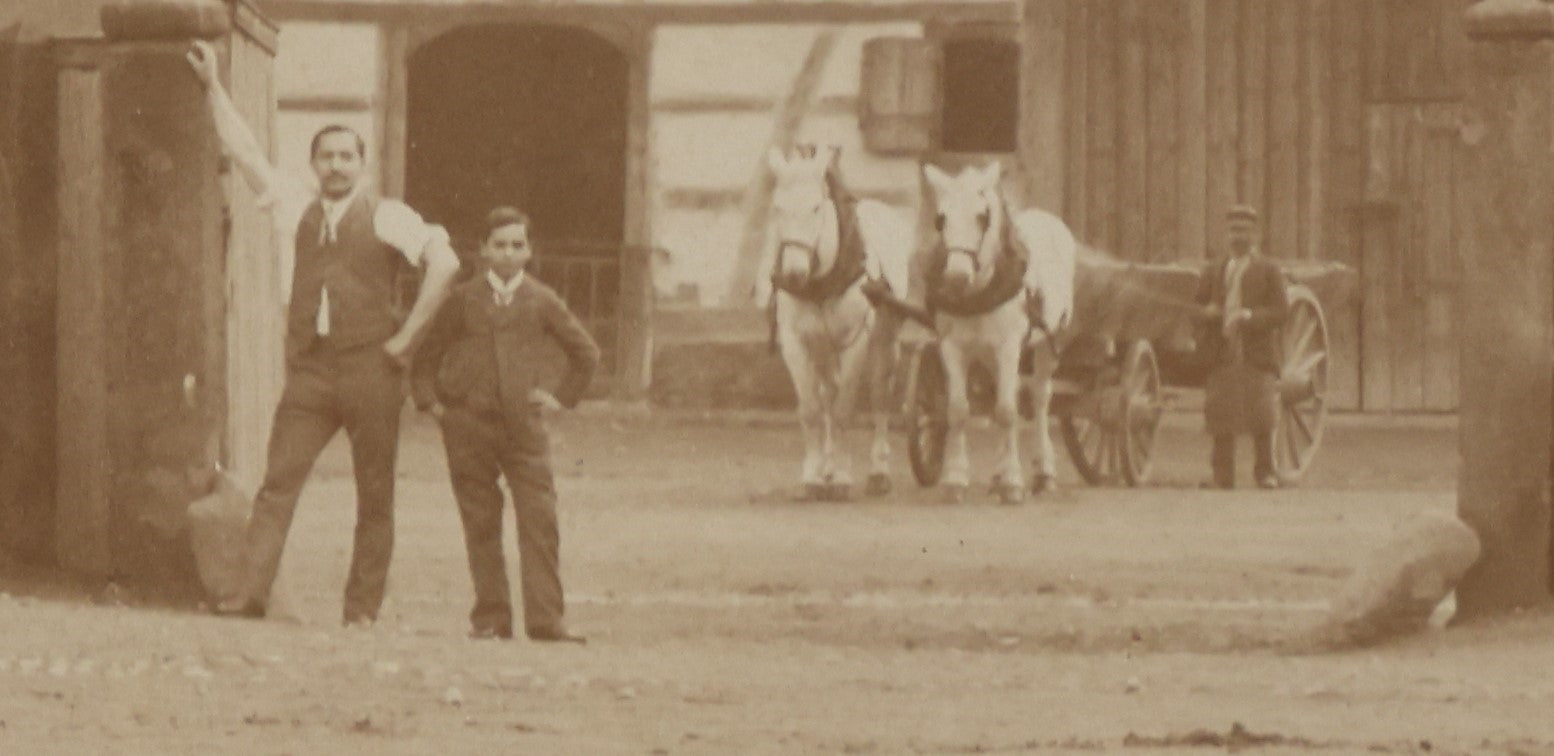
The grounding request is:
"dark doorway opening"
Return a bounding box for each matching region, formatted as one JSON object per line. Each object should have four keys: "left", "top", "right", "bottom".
{"left": 407, "top": 24, "right": 628, "bottom": 385}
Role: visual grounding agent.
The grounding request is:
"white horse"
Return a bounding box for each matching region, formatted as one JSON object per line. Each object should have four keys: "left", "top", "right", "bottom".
{"left": 918, "top": 161, "right": 1076, "bottom": 504}
{"left": 765, "top": 146, "right": 913, "bottom": 501}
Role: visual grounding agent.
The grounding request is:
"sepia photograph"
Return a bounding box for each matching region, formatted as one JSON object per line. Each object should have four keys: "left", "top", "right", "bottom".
{"left": 0, "top": 0, "right": 1550, "bottom": 752}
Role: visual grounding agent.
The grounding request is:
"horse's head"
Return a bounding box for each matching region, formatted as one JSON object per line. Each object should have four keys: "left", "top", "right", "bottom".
{"left": 923, "top": 161, "right": 1005, "bottom": 296}
{"left": 767, "top": 145, "right": 841, "bottom": 291}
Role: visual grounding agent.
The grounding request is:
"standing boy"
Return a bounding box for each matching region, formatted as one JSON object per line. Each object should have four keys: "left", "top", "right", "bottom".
{"left": 1195, "top": 204, "right": 1289, "bottom": 490}
{"left": 412, "top": 207, "right": 599, "bottom": 643}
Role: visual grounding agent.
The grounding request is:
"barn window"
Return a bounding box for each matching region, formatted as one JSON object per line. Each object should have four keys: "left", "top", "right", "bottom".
{"left": 939, "top": 36, "right": 1018, "bottom": 153}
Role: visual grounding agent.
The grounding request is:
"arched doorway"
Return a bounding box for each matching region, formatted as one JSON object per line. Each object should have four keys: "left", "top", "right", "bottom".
{"left": 406, "top": 24, "right": 628, "bottom": 382}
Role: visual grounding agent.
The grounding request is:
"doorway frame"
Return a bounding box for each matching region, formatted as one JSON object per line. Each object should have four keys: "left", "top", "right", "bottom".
{"left": 381, "top": 16, "right": 653, "bottom": 398}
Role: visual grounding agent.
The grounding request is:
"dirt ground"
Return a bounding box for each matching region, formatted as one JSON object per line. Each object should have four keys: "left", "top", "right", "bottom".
{"left": 4, "top": 408, "right": 1553, "bottom": 755}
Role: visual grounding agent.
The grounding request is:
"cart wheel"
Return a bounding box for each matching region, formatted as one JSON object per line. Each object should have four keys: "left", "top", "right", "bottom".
{"left": 907, "top": 343, "right": 948, "bottom": 487}
{"left": 1273, "top": 285, "right": 1330, "bottom": 485}
{"left": 1117, "top": 340, "right": 1163, "bottom": 486}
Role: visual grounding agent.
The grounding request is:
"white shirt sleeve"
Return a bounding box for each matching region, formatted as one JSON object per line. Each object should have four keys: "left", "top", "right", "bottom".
{"left": 373, "top": 199, "right": 449, "bottom": 266}
{"left": 258, "top": 170, "right": 316, "bottom": 240}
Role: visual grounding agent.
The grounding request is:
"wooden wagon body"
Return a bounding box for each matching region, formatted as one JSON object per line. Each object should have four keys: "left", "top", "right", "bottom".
{"left": 901, "top": 254, "right": 1357, "bottom": 488}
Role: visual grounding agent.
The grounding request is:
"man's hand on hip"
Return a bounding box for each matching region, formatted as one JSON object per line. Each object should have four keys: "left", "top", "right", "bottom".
{"left": 383, "top": 335, "right": 413, "bottom": 369}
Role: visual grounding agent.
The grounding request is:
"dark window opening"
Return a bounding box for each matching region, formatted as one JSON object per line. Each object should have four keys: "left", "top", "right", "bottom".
{"left": 940, "top": 37, "right": 1018, "bottom": 153}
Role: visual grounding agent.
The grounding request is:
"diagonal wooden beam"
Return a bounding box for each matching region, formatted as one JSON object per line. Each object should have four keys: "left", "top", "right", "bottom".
{"left": 726, "top": 28, "right": 840, "bottom": 303}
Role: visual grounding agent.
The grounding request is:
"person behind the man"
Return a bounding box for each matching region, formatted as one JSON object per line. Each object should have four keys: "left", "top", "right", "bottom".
{"left": 186, "top": 41, "right": 462, "bottom": 625}
{"left": 1194, "top": 204, "right": 1288, "bottom": 490}
{"left": 412, "top": 206, "right": 599, "bottom": 643}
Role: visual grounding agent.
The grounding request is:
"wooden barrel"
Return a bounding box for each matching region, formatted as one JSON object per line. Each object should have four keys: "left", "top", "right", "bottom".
{"left": 859, "top": 37, "right": 940, "bottom": 156}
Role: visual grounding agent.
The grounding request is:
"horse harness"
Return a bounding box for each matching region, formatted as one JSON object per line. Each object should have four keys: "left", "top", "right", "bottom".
{"left": 925, "top": 203, "right": 1066, "bottom": 360}
{"left": 766, "top": 178, "right": 885, "bottom": 354}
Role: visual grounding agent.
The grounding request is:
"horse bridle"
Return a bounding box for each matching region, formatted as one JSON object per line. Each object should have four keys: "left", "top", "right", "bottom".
{"left": 775, "top": 202, "right": 831, "bottom": 283}
{"left": 936, "top": 190, "right": 997, "bottom": 276}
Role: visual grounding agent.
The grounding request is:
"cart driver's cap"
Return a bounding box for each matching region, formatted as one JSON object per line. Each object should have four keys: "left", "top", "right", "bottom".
{"left": 1227, "top": 204, "right": 1259, "bottom": 227}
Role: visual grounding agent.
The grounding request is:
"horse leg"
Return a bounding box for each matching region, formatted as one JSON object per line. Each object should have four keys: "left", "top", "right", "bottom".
{"left": 939, "top": 338, "right": 972, "bottom": 503}
{"left": 778, "top": 331, "right": 826, "bottom": 500}
{"left": 824, "top": 323, "right": 874, "bottom": 502}
{"left": 864, "top": 313, "right": 902, "bottom": 496}
{"left": 992, "top": 335, "right": 1026, "bottom": 505}
{"left": 1028, "top": 344, "right": 1060, "bottom": 494}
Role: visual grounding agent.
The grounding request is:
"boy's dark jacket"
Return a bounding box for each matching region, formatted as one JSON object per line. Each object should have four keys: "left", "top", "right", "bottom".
{"left": 411, "top": 273, "right": 600, "bottom": 414}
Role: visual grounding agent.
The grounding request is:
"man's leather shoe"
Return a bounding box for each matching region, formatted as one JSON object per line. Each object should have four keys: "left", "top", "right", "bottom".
{"left": 469, "top": 626, "right": 514, "bottom": 640}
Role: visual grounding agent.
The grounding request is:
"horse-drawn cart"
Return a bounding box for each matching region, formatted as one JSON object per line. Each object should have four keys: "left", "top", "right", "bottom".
{"left": 900, "top": 254, "right": 1357, "bottom": 488}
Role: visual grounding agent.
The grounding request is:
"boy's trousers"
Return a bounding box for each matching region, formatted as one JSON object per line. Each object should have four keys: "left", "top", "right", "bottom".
{"left": 438, "top": 404, "right": 565, "bottom": 636}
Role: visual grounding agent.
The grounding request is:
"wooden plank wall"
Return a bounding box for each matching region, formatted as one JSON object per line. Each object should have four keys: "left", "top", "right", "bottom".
{"left": 1044, "top": 0, "right": 1471, "bottom": 412}
{"left": 1356, "top": 0, "right": 1471, "bottom": 413}
{"left": 1055, "top": 0, "right": 1358, "bottom": 408}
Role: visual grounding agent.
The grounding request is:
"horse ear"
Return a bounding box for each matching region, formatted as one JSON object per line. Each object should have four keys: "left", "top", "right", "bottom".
{"left": 766, "top": 146, "right": 788, "bottom": 175}
{"left": 981, "top": 161, "right": 1004, "bottom": 188}
{"left": 922, "top": 163, "right": 952, "bottom": 197}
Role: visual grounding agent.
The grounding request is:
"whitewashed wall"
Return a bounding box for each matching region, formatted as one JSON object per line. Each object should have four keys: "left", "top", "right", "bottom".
{"left": 649, "top": 22, "right": 925, "bottom": 305}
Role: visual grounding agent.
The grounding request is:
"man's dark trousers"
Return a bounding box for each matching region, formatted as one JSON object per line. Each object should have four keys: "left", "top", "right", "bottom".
{"left": 240, "top": 342, "right": 405, "bottom": 623}
{"left": 438, "top": 404, "right": 564, "bottom": 637}
{"left": 1211, "top": 432, "right": 1275, "bottom": 488}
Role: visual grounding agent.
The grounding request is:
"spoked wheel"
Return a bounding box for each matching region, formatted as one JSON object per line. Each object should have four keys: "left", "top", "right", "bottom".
{"left": 1060, "top": 339, "right": 1160, "bottom": 487}
{"left": 1116, "top": 340, "right": 1163, "bottom": 486}
{"left": 1272, "top": 285, "right": 1330, "bottom": 485}
{"left": 907, "top": 343, "right": 948, "bottom": 487}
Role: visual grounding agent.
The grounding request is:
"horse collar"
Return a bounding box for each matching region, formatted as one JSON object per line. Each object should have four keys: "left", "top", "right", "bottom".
{"left": 926, "top": 205, "right": 1028, "bottom": 318}
{"left": 770, "top": 195, "right": 867, "bottom": 303}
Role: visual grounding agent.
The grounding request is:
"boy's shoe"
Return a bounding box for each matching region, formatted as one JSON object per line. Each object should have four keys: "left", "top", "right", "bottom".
{"left": 527, "top": 626, "right": 586, "bottom": 645}
{"left": 1256, "top": 474, "right": 1282, "bottom": 490}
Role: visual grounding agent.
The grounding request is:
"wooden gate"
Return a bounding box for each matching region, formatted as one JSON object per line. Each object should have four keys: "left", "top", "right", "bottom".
{"left": 528, "top": 241, "right": 625, "bottom": 398}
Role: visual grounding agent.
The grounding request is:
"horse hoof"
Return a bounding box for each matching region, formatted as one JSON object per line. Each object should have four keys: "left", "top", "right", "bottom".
{"left": 1031, "top": 475, "right": 1058, "bottom": 495}
{"left": 865, "top": 474, "right": 892, "bottom": 497}
{"left": 941, "top": 484, "right": 967, "bottom": 504}
{"left": 824, "top": 482, "right": 857, "bottom": 502}
{"left": 997, "top": 484, "right": 1025, "bottom": 506}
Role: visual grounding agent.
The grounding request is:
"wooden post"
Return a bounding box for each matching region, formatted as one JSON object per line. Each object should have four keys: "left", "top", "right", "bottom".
{"left": 617, "top": 24, "right": 655, "bottom": 399}
{"left": 1454, "top": 0, "right": 1554, "bottom": 618}
{"left": 1018, "top": 0, "right": 1064, "bottom": 214}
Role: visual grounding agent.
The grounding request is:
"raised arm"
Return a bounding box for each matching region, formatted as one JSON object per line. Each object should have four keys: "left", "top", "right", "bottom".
{"left": 186, "top": 41, "right": 282, "bottom": 201}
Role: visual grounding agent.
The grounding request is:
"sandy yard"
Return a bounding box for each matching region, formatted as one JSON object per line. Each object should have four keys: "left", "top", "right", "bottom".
{"left": 2, "top": 409, "right": 1550, "bottom": 755}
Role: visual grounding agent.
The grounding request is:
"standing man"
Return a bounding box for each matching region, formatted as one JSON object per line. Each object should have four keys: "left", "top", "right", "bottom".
{"left": 1195, "top": 204, "right": 1288, "bottom": 490}
{"left": 187, "top": 41, "right": 462, "bottom": 625}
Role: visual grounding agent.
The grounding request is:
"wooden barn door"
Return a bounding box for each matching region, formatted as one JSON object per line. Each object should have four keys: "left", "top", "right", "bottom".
{"left": 1355, "top": 0, "right": 1469, "bottom": 413}
{"left": 1359, "top": 103, "right": 1462, "bottom": 413}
